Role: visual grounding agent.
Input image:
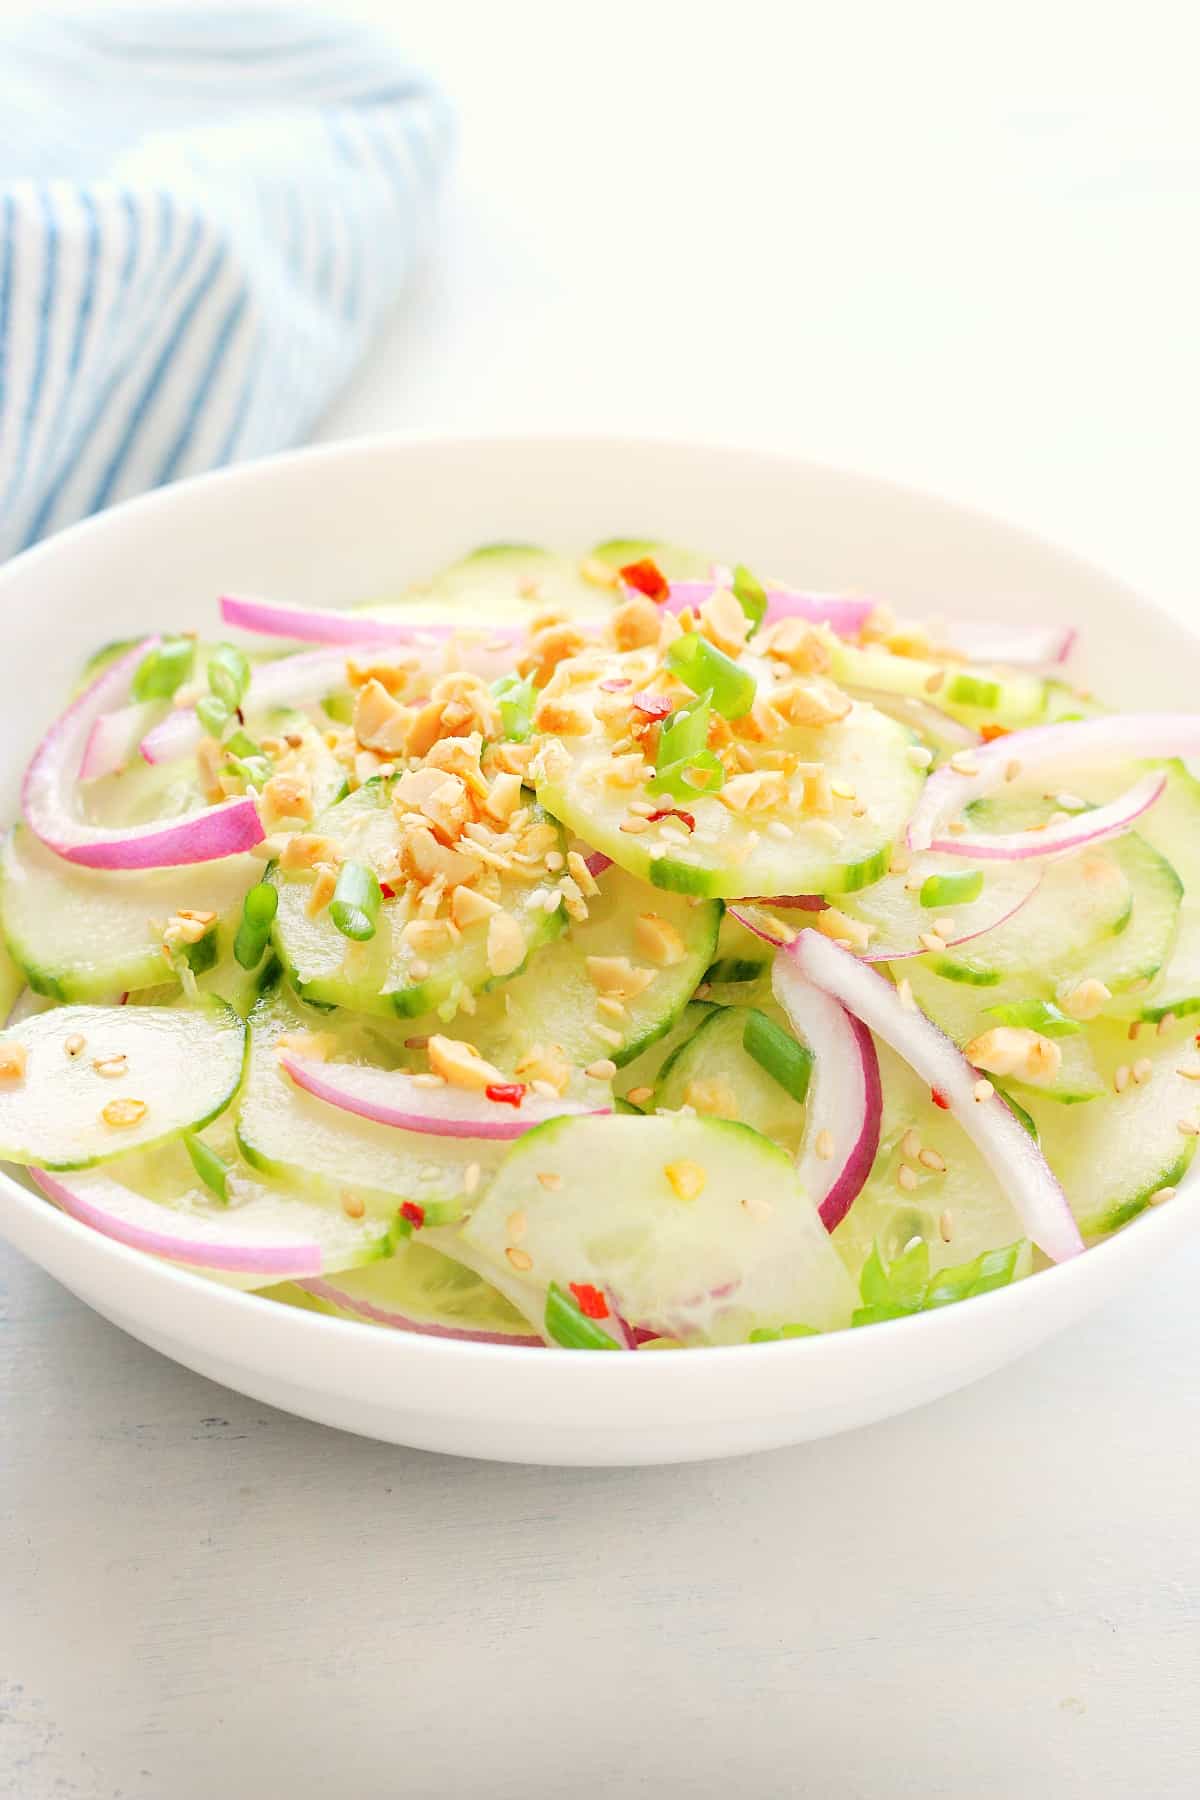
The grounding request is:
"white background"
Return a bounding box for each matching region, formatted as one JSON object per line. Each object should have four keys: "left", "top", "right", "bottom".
{"left": 3, "top": 3, "right": 1200, "bottom": 1796}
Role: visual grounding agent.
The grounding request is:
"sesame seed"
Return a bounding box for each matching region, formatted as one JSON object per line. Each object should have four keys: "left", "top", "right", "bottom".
{"left": 890, "top": 849, "right": 912, "bottom": 874}
{"left": 592, "top": 1024, "right": 624, "bottom": 1049}
{"left": 924, "top": 669, "right": 946, "bottom": 694}
{"left": 1177, "top": 1065, "right": 1200, "bottom": 1081}
{"left": 973, "top": 1079, "right": 994, "bottom": 1103}
{"left": 530, "top": 1079, "right": 559, "bottom": 1099}
{"left": 628, "top": 800, "right": 655, "bottom": 818}
{"left": 412, "top": 1072, "right": 446, "bottom": 1089}
{"left": 620, "top": 815, "right": 650, "bottom": 834}
{"left": 901, "top": 1127, "right": 921, "bottom": 1159}
{"left": 1178, "top": 1119, "right": 1200, "bottom": 1137}
{"left": 1055, "top": 792, "right": 1086, "bottom": 812}
{"left": 1113, "top": 1065, "right": 1130, "bottom": 1094}
{"left": 897, "top": 1163, "right": 918, "bottom": 1192}
{"left": 1150, "top": 1186, "right": 1176, "bottom": 1206}
{"left": 341, "top": 1191, "right": 365, "bottom": 1220}
{"left": 506, "top": 1246, "right": 534, "bottom": 1271}
{"left": 1158, "top": 1012, "right": 1178, "bottom": 1035}
{"left": 907, "top": 745, "right": 934, "bottom": 770}
{"left": 585, "top": 1058, "right": 617, "bottom": 1079}
{"left": 1132, "top": 1058, "right": 1153, "bottom": 1085}
{"left": 830, "top": 780, "right": 856, "bottom": 801}
{"left": 933, "top": 917, "right": 956, "bottom": 938}
{"left": 626, "top": 1085, "right": 654, "bottom": 1106}
{"left": 508, "top": 1209, "right": 530, "bottom": 1236}
{"left": 1003, "top": 759, "right": 1021, "bottom": 784}
{"left": 897, "top": 977, "right": 916, "bottom": 1012}
{"left": 64, "top": 1033, "right": 86, "bottom": 1059}
{"left": 814, "top": 1129, "right": 835, "bottom": 1160}
{"left": 545, "top": 850, "right": 564, "bottom": 871}
{"left": 939, "top": 1209, "right": 954, "bottom": 1242}
{"left": 919, "top": 1147, "right": 947, "bottom": 1173}
{"left": 767, "top": 821, "right": 792, "bottom": 840}
{"left": 740, "top": 1195, "right": 773, "bottom": 1222}
{"left": 408, "top": 958, "right": 430, "bottom": 980}
{"left": 92, "top": 1054, "right": 128, "bottom": 1079}
{"left": 904, "top": 873, "right": 924, "bottom": 891}
{"left": 851, "top": 803, "right": 868, "bottom": 819}
{"left": 464, "top": 1162, "right": 482, "bottom": 1195}
{"left": 902, "top": 1234, "right": 924, "bottom": 1255}
{"left": 1128, "top": 1021, "right": 1142, "bottom": 1041}
{"left": 918, "top": 931, "right": 946, "bottom": 953}
{"left": 949, "top": 753, "right": 979, "bottom": 776}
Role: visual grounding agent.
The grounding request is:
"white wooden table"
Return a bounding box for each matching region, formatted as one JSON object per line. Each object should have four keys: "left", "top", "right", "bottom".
{"left": 4, "top": 4, "right": 1200, "bottom": 1794}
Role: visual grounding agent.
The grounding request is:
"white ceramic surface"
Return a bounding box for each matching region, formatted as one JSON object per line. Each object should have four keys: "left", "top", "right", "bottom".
{"left": 1, "top": 432, "right": 1196, "bottom": 1466}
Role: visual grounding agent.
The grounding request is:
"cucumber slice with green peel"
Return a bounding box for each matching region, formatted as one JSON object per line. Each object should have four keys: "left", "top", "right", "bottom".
{"left": 653, "top": 1004, "right": 809, "bottom": 1153}
{"left": 0, "top": 997, "right": 246, "bottom": 1168}
{"left": 0, "top": 934, "right": 24, "bottom": 1026}
{"left": 1028, "top": 1023, "right": 1199, "bottom": 1235}
{"left": 588, "top": 539, "right": 712, "bottom": 579}
{"left": 75, "top": 637, "right": 142, "bottom": 693}
{"left": 831, "top": 1045, "right": 1028, "bottom": 1283}
{"left": 359, "top": 544, "right": 613, "bottom": 627}
{"left": 457, "top": 1113, "right": 856, "bottom": 1344}
{"left": 612, "top": 999, "right": 719, "bottom": 1103}
{"left": 902, "top": 962, "right": 1106, "bottom": 1103}
{"left": 236, "top": 982, "right": 501, "bottom": 1217}
{"left": 34, "top": 1134, "right": 396, "bottom": 1289}
{"left": 462, "top": 863, "right": 719, "bottom": 1072}
{"left": 266, "top": 1239, "right": 536, "bottom": 1340}
{"left": 917, "top": 846, "right": 1132, "bottom": 987}
{"left": 536, "top": 679, "right": 922, "bottom": 899}
{"left": 270, "top": 780, "right": 567, "bottom": 1018}
{"left": 1041, "top": 679, "right": 1107, "bottom": 723}
{"left": 1, "top": 825, "right": 259, "bottom": 1001}
{"left": 1089, "top": 766, "right": 1200, "bottom": 1023}
{"left": 840, "top": 853, "right": 1040, "bottom": 966}
{"left": 829, "top": 641, "right": 1046, "bottom": 725}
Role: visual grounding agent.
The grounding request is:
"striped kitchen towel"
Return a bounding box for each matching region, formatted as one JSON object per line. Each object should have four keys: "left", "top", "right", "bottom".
{"left": 0, "top": 6, "right": 452, "bottom": 560}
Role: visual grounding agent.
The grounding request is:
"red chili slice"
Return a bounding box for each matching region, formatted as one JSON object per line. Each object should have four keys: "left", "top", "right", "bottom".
{"left": 379, "top": 882, "right": 397, "bottom": 899}
{"left": 631, "top": 691, "right": 674, "bottom": 720}
{"left": 930, "top": 1087, "right": 951, "bottom": 1109}
{"left": 485, "top": 1082, "right": 526, "bottom": 1108}
{"left": 569, "top": 1282, "right": 610, "bottom": 1320}
{"left": 618, "top": 557, "right": 670, "bottom": 602}
{"left": 598, "top": 677, "right": 633, "bottom": 692}
{"left": 400, "top": 1201, "right": 426, "bottom": 1229}
{"left": 979, "top": 723, "right": 1010, "bottom": 743}
{"left": 646, "top": 807, "right": 695, "bottom": 831}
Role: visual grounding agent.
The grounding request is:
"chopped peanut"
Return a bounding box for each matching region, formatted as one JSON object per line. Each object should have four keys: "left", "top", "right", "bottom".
{"left": 580, "top": 556, "right": 620, "bottom": 589}
{"left": 400, "top": 824, "right": 483, "bottom": 890}
{"left": 759, "top": 618, "right": 833, "bottom": 674}
{"left": 965, "top": 1026, "right": 1063, "bottom": 1086}
{"left": 813, "top": 906, "right": 873, "bottom": 952}
{"left": 532, "top": 694, "right": 592, "bottom": 736}
{"left": 514, "top": 1042, "right": 572, "bottom": 1096}
{"left": 567, "top": 850, "right": 600, "bottom": 897}
{"left": 718, "top": 769, "right": 789, "bottom": 815}
{"left": 306, "top": 866, "right": 338, "bottom": 919}
{"left": 665, "top": 1159, "right": 706, "bottom": 1202}
{"left": 585, "top": 955, "right": 656, "bottom": 1001}
{"left": 1058, "top": 977, "right": 1112, "bottom": 1022}
{"left": 634, "top": 912, "right": 687, "bottom": 967}
{"left": 483, "top": 771, "right": 524, "bottom": 824}
{"left": 698, "top": 586, "right": 749, "bottom": 657}
{"left": 353, "top": 678, "right": 413, "bottom": 755}
{"left": 520, "top": 621, "right": 589, "bottom": 687}
{"left": 279, "top": 834, "right": 340, "bottom": 872}
{"left": 262, "top": 771, "right": 313, "bottom": 823}
{"left": 772, "top": 678, "right": 853, "bottom": 728}
{"left": 451, "top": 885, "right": 501, "bottom": 929}
{"left": 346, "top": 648, "right": 422, "bottom": 695}
{"left": 611, "top": 595, "right": 661, "bottom": 651}
{"left": 427, "top": 1035, "right": 507, "bottom": 1091}
{"left": 101, "top": 1097, "right": 146, "bottom": 1129}
{"left": 486, "top": 911, "right": 526, "bottom": 979}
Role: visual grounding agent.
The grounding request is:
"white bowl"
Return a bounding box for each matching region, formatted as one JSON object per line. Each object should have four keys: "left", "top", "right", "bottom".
{"left": 1, "top": 433, "right": 1197, "bottom": 1466}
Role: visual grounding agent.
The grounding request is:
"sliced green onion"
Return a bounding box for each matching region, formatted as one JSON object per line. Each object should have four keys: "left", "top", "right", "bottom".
{"left": 947, "top": 671, "right": 1001, "bottom": 709}
{"left": 544, "top": 1282, "right": 620, "bottom": 1350}
{"left": 657, "top": 692, "right": 712, "bottom": 768}
{"left": 207, "top": 642, "right": 251, "bottom": 712}
{"left": 491, "top": 672, "right": 537, "bottom": 742}
{"left": 234, "top": 881, "right": 279, "bottom": 969}
{"left": 132, "top": 635, "right": 194, "bottom": 702}
{"left": 853, "top": 1235, "right": 1026, "bottom": 1325}
{"left": 196, "top": 693, "right": 232, "bottom": 738}
{"left": 732, "top": 563, "right": 768, "bottom": 634}
{"left": 330, "top": 860, "right": 382, "bottom": 942}
{"left": 184, "top": 1132, "right": 231, "bottom": 1203}
{"left": 742, "top": 1009, "right": 814, "bottom": 1103}
{"left": 919, "top": 869, "right": 984, "bottom": 910}
{"left": 648, "top": 749, "right": 726, "bottom": 802}
{"left": 748, "top": 1322, "right": 818, "bottom": 1343}
{"left": 224, "top": 728, "right": 264, "bottom": 761}
{"left": 984, "top": 997, "right": 1080, "bottom": 1038}
{"left": 322, "top": 692, "right": 355, "bottom": 725}
{"left": 704, "top": 956, "right": 767, "bottom": 986}
{"left": 925, "top": 1242, "right": 1024, "bottom": 1308}
{"left": 227, "top": 754, "right": 272, "bottom": 790}
{"left": 666, "top": 634, "right": 756, "bottom": 718}
{"left": 998, "top": 1085, "right": 1039, "bottom": 1141}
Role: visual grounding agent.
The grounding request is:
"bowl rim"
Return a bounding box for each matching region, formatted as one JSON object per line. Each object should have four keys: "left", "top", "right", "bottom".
{"left": 1, "top": 425, "right": 1197, "bottom": 1382}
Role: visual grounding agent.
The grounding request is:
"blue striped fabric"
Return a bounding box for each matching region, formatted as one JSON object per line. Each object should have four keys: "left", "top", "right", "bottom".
{"left": 0, "top": 6, "right": 452, "bottom": 559}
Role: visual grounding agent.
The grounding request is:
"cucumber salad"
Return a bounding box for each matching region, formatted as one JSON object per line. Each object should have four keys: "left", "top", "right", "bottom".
{"left": 3, "top": 539, "right": 1199, "bottom": 1350}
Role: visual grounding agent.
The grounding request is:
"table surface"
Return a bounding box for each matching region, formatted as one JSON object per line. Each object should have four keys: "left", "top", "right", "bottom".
{"left": 4, "top": 3, "right": 1200, "bottom": 1796}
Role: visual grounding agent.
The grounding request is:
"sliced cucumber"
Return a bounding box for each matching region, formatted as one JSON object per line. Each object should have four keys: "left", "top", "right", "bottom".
{"left": 612, "top": 999, "right": 718, "bottom": 1104}
{"left": 653, "top": 1004, "right": 808, "bottom": 1153}
{"left": 0, "top": 996, "right": 245, "bottom": 1168}
{"left": 359, "top": 544, "right": 613, "bottom": 627}
{"left": 832, "top": 1045, "right": 1027, "bottom": 1283}
{"left": 266, "top": 1239, "right": 534, "bottom": 1338}
{"left": 1098, "top": 766, "right": 1200, "bottom": 1022}
{"left": 270, "top": 780, "right": 567, "bottom": 1018}
{"left": 1, "top": 824, "right": 258, "bottom": 1001}
{"left": 829, "top": 641, "right": 1046, "bottom": 725}
{"left": 536, "top": 677, "right": 922, "bottom": 899}
{"left": 588, "top": 538, "right": 712, "bottom": 579}
{"left": 464, "top": 864, "right": 718, "bottom": 1073}
{"left": 0, "top": 933, "right": 24, "bottom": 1025}
{"left": 458, "top": 1113, "right": 855, "bottom": 1344}
{"left": 236, "top": 982, "right": 499, "bottom": 1217}
{"left": 920, "top": 846, "right": 1131, "bottom": 987}
{"left": 903, "top": 962, "right": 1106, "bottom": 1103}
{"left": 1028, "top": 1023, "right": 1198, "bottom": 1235}
{"left": 841, "top": 853, "right": 1039, "bottom": 967}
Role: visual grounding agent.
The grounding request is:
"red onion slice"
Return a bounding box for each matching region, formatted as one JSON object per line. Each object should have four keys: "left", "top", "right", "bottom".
{"left": 297, "top": 1274, "right": 544, "bottom": 1345}
{"left": 279, "top": 1053, "right": 611, "bottom": 1140}
{"left": 22, "top": 638, "right": 263, "bottom": 869}
{"left": 220, "top": 591, "right": 521, "bottom": 650}
{"left": 906, "top": 714, "right": 1200, "bottom": 853}
{"left": 664, "top": 579, "right": 873, "bottom": 636}
{"left": 846, "top": 687, "right": 982, "bottom": 751}
{"left": 782, "top": 933, "right": 1084, "bottom": 1263}
{"left": 583, "top": 850, "right": 613, "bottom": 879}
{"left": 771, "top": 954, "right": 882, "bottom": 1231}
{"left": 940, "top": 619, "right": 1075, "bottom": 667}
{"left": 924, "top": 771, "right": 1165, "bottom": 860}
{"left": 79, "top": 699, "right": 161, "bottom": 782}
{"left": 30, "top": 1167, "right": 364, "bottom": 1278}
